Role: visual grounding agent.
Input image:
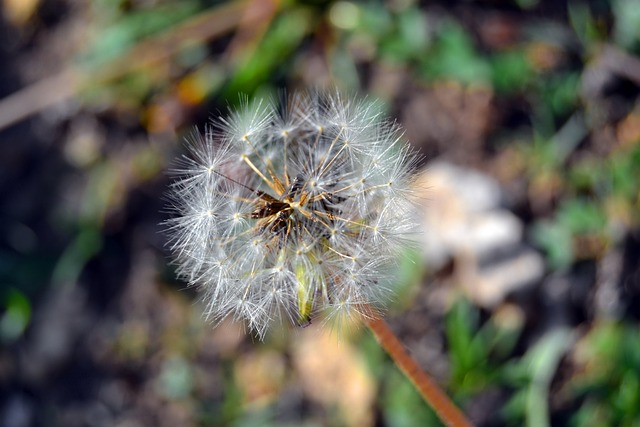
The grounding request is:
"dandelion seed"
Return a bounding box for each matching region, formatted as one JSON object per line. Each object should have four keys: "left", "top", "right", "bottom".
{"left": 165, "top": 91, "right": 420, "bottom": 338}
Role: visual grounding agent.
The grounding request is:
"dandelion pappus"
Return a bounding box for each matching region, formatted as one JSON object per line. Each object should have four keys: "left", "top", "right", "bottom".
{"left": 165, "top": 91, "right": 420, "bottom": 338}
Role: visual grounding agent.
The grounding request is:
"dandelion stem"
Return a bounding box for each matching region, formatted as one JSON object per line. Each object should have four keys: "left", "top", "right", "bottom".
{"left": 365, "top": 317, "right": 473, "bottom": 427}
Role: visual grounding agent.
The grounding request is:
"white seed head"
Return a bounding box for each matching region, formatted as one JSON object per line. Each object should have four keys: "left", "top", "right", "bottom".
{"left": 165, "top": 91, "right": 420, "bottom": 338}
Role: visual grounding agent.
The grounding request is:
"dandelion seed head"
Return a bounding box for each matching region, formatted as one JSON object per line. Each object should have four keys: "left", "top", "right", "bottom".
{"left": 165, "top": 91, "right": 420, "bottom": 338}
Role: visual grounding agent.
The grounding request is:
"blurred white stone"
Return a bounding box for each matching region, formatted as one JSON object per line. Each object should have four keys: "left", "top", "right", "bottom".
{"left": 467, "top": 211, "right": 523, "bottom": 258}
{"left": 462, "top": 249, "right": 545, "bottom": 307}
{"left": 418, "top": 161, "right": 519, "bottom": 266}
{"left": 416, "top": 161, "right": 545, "bottom": 307}
{"left": 430, "top": 161, "right": 502, "bottom": 213}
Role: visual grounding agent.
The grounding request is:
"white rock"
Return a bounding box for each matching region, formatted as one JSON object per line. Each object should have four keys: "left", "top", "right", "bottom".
{"left": 415, "top": 161, "right": 545, "bottom": 307}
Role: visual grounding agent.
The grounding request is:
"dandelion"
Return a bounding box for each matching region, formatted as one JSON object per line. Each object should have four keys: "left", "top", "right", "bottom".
{"left": 165, "top": 91, "right": 419, "bottom": 337}
{"left": 165, "top": 91, "right": 472, "bottom": 427}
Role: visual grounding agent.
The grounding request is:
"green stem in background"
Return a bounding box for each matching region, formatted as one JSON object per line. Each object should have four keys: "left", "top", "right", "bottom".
{"left": 366, "top": 317, "right": 474, "bottom": 427}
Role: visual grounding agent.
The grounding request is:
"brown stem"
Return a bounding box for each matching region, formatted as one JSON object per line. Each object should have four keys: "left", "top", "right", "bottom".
{"left": 365, "top": 317, "right": 473, "bottom": 427}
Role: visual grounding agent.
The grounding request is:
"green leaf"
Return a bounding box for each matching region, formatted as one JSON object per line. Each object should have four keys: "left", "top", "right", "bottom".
{"left": 0, "top": 289, "right": 31, "bottom": 343}
{"left": 420, "top": 21, "right": 490, "bottom": 84}
{"left": 79, "top": 2, "right": 200, "bottom": 68}
{"left": 382, "top": 367, "right": 441, "bottom": 427}
{"left": 224, "top": 8, "right": 311, "bottom": 98}
{"left": 491, "top": 50, "right": 533, "bottom": 93}
{"left": 531, "top": 219, "right": 573, "bottom": 269}
{"left": 612, "top": 0, "right": 640, "bottom": 52}
{"left": 523, "top": 330, "right": 573, "bottom": 427}
{"left": 568, "top": 2, "right": 603, "bottom": 48}
{"left": 557, "top": 199, "right": 606, "bottom": 234}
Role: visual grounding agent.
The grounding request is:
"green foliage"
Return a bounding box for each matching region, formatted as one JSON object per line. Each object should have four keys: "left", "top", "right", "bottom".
{"left": 490, "top": 49, "right": 534, "bottom": 94}
{"left": 514, "top": 0, "right": 540, "bottom": 9}
{"left": 219, "top": 360, "right": 245, "bottom": 424}
{"left": 533, "top": 141, "right": 640, "bottom": 268}
{"left": 81, "top": 2, "right": 201, "bottom": 68}
{"left": 557, "top": 199, "right": 608, "bottom": 235}
{"left": 612, "top": 0, "right": 640, "bottom": 52}
{"left": 532, "top": 218, "right": 575, "bottom": 269}
{"left": 51, "top": 227, "right": 103, "bottom": 286}
{"left": 390, "top": 248, "right": 426, "bottom": 312}
{"left": 502, "top": 329, "right": 573, "bottom": 427}
{"left": 378, "top": 6, "right": 429, "bottom": 63}
{"left": 382, "top": 366, "right": 441, "bottom": 427}
{"left": 535, "top": 73, "right": 581, "bottom": 127}
{"left": 535, "top": 72, "right": 580, "bottom": 123}
{"left": 224, "top": 7, "right": 312, "bottom": 98}
{"left": 568, "top": 2, "right": 606, "bottom": 49}
{"left": 159, "top": 356, "right": 195, "bottom": 399}
{"left": 569, "top": 323, "right": 640, "bottom": 427}
{"left": 608, "top": 145, "right": 640, "bottom": 200}
{"left": 444, "top": 300, "right": 580, "bottom": 426}
{"left": 357, "top": 2, "right": 393, "bottom": 39}
{"left": 533, "top": 198, "right": 607, "bottom": 269}
{"left": 0, "top": 289, "right": 31, "bottom": 343}
{"left": 420, "top": 21, "right": 491, "bottom": 84}
{"left": 446, "top": 299, "right": 522, "bottom": 394}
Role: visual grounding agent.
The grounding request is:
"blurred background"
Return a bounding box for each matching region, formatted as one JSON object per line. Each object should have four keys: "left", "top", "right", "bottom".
{"left": 1, "top": 0, "right": 639, "bottom": 426}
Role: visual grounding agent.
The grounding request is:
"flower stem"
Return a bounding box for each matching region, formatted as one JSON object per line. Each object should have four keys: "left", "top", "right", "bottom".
{"left": 365, "top": 317, "right": 473, "bottom": 427}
